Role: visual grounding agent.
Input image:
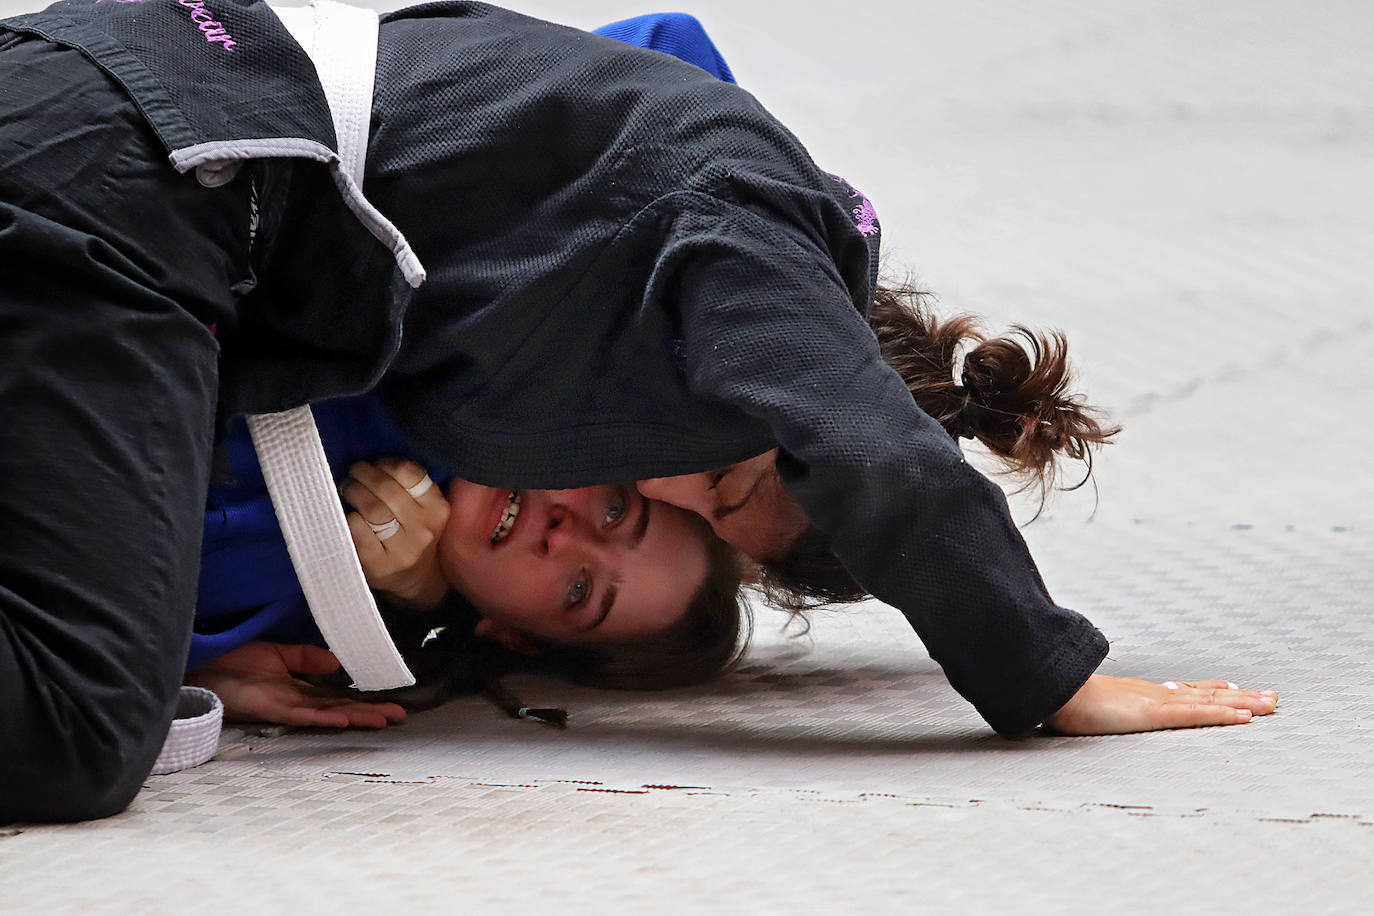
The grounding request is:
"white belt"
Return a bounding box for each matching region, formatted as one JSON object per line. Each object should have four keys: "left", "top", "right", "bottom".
{"left": 151, "top": 687, "right": 224, "bottom": 776}
{"left": 250, "top": 0, "right": 417, "bottom": 693}
{"left": 154, "top": 0, "right": 418, "bottom": 778}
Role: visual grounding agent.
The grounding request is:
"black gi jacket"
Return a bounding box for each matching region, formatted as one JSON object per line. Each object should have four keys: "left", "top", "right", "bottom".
{"left": 1, "top": 0, "right": 1109, "bottom": 736}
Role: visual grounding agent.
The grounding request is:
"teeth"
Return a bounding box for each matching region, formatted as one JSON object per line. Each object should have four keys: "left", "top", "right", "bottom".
{"left": 490, "top": 491, "right": 521, "bottom": 543}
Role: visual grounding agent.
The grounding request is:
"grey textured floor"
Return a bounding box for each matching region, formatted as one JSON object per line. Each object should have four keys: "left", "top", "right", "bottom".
{"left": 2, "top": 1, "right": 1371, "bottom": 913}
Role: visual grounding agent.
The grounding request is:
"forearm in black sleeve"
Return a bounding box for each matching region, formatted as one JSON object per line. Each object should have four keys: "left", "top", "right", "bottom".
{"left": 669, "top": 203, "right": 1108, "bottom": 736}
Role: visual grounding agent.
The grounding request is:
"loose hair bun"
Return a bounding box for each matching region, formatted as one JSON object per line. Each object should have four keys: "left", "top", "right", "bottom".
{"left": 756, "top": 281, "right": 1121, "bottom": 613}
{"left": 871, "top": 283, "right": 1120, "bottom": 490}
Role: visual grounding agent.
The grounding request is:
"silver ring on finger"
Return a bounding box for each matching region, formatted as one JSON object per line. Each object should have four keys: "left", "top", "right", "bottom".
{"left": 405, "top": 474, "right": 434, "bottom": 500}
{"left": 1162, "top": 681, "right": 1180, "bottom": 690}
{"left": 368, "top": 518, "right": 402, "bottom": 541}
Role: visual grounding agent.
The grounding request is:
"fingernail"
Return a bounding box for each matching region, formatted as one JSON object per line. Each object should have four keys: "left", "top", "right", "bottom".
{"left": 1261, "top": 690, "right": 1278, "bottom": 697}
{"left": 1237, "top": 709, "right": 1252, "bottom": 722}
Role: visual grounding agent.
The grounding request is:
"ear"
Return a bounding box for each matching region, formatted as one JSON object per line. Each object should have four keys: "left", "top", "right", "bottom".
{"left": 473, "top": 617, "right": 542, "bottom": 656}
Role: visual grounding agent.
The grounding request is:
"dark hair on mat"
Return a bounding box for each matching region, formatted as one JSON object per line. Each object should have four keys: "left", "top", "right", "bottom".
{"left": 755, "top": 280, "right": 1121, "bottom": 613}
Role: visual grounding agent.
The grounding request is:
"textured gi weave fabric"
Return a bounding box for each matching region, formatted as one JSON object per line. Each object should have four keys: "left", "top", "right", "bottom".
{"left": 244, "top": 0, "right": 414, "bottom": 691}
{"left": 366, "top": 4, "right": 1107, "bottom": 735}
{"left": 1, "top": 2, "right": 1370, "bottom": 911}
{"left": 0, "top": 0, "right": 1111, "bottom": 738}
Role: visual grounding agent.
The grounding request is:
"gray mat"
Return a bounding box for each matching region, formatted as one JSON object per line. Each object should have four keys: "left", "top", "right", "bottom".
{"left": 111, "top": 522, "right": 1374, "bottom": 822}
{"left": 1, "top": 0, "right": 1370, "bottom": 913}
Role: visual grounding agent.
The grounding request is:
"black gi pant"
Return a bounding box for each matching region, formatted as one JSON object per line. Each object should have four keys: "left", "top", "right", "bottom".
{"left": 0, "top": 36, "right": 251, "bottom": 822}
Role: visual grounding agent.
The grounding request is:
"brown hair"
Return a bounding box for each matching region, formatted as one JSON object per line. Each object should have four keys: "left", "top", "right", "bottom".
{"left": 758, "top": 282, "right": 1121, "bottom": 611}
{"left": 537, "top": 517, "right": 751, "bottom": 689}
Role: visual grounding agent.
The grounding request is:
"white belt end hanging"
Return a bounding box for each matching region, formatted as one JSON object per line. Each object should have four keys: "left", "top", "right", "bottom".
{"left": 249, "top": 407, "right": 414, "bottom": 691}
{"left": 250, "top": 1, "right": 414, "bottom": 692}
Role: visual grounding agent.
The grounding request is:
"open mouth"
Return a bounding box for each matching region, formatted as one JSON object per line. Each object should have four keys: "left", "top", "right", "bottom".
{"left": 489, "top": 491, "right": 522, "bottom": 544}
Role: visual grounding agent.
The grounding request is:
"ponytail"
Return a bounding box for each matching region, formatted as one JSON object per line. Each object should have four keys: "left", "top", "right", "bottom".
{"left": 870, "top": 283, "right": 1119, "bottom": 489}
{"left": 756, "top": 281, "right": 1119, "bottom": 611}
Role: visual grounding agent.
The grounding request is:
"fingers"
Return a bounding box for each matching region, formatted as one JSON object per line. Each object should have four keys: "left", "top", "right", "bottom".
{"left": 343, "top": 461, "right": 451, "bottom": 608}
{"left": 342, "top": 459, "right": 449, "bottom": 541}
{"left": 314, "top": 698, "right": 406, "bottom": 729}
{"left": 1160, "top": 683, "right": 1279, "bottom": 717}
{"left": 347, "top": 509, "right": 389, "bottom": 567}
{"left": 254, "top": 676, "right": 408, "bottom": 729}
{"left": 343, "top": 461, "right": 448, "bottom": 597}
{"left": 373, "top": 458, "right": 448, "bottom": 516}
{"left": 262, "top": 696, "right": 407, "bottom": 730}
{"left": 268, "top": 704, "right": 352, "bottom": 730}
{"left": 312, "top": 699, "right": 407, "bottom": 729}
{"left": 371, "top": 456, "right": 429, "bottom": 493}
{"left": 266, "top": 646, "right": 409, "bottom": 726}
{"left": 274, "top": 643, "right": 342, "bottom": 676}
{"left": 1046, "top": 674, "right": 1280, "bottom": 736}
{"left": 341, "top": 472, "right": 398, "bottom": 527}
{"left": 1155, "top": 702, "right": 1253, "bottom": 729}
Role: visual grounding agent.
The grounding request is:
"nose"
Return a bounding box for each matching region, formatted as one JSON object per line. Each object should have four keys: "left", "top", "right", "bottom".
{"left": 539, "top": 502, "right": 605, "bottom": 558}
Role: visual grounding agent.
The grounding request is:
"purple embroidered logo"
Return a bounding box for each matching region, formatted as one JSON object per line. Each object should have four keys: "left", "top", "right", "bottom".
{"left": 174, "top": 0, "right": 238, "bottom": 52}
{"left": 831, "top": 174, "right": 880, "bottom": 237}
{"left": 850, "top": 197, "right": 879, "bottom": 237}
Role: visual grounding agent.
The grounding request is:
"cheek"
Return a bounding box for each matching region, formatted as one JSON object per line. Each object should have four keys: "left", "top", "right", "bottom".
{"left": 435, "top": 515, "right": 462, "bottom": 580}
{"left": 638, "top": 476, "right": 711, "bottom": 517}
{"left": 471, "top": 578, "right": 558, "bottom": 638}
{"left": 437, "top": 511, "right": 488, "bottom": 599}
{"left": 716, "top": 497, "right": 805, "bottom": 562}
{"left": 710, "top": 516, "right": 766, "bottom": 559}
{"left": 438, "top": 539, "right": 551, "bottom": 628}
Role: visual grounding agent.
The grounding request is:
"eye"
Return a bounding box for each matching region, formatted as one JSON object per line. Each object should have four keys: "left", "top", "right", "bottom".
{"left": 707, "top": 467, "right": 730, "bottom": 489}
{"left": 564, "top": 573, "right": 591, "bottom": 609}
{"left": 604, "top": 486, "right": 629, "bottom": 526}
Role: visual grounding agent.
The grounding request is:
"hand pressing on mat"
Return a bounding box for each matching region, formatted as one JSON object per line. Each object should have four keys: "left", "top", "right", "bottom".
{"left": 1045, "top": 674, "right": 1278, "bottom": 735}
{"left": 343, "top": 458, "right": 450, "bottom": 611}
{"left": 186, "top": 642, "right": 407, "bottom": 729}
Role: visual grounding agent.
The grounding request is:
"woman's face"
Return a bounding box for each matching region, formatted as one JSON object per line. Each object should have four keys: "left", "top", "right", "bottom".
{"left": 636, "top": 450, "right": 810, "bottom": 562}
{"left": 439, "top": 481, "right": 710, "bottom": 646}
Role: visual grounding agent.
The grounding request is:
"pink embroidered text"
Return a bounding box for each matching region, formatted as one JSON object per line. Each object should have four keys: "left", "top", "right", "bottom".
{"left": 851, "top": 197, "right": 879, "bottom": 236}
{"left": 830, "top": 174, "right": 880, "bottom": 237}
{"left": 175, "top": 0, "right": 238, "bottom": 52}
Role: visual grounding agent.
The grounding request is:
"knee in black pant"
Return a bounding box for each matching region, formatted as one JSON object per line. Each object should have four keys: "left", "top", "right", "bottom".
{"left": 1, "top": 704, "right": 169, "bottom": 824}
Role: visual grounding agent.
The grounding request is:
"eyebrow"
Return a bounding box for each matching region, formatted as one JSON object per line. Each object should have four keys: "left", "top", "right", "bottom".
{"left": 587, "top": 584, "right": 617, "bottom": 632}
{"left": 631, "top": 489, "right": 652, "bottom": 544}
{"left": 581, "top": 493, "right": 652, "bottom": 631}
{"left": 713, "top": 476, "right": 761, "bottom": 521}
